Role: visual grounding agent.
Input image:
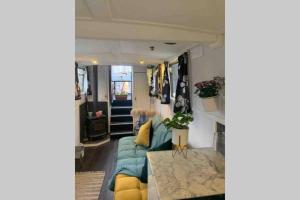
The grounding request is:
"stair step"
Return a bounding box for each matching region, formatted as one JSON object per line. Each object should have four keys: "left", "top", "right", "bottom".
{"left": 111, "top": 107, "right": 132, "bottom": 115}
{"left": 110, "top": 122, "right": 133, "bottom": 125}
{"left": 110, "top": 123, "right": 133, "bottom": 132}
{"left": 110, "top": 131, "right": 134, "bottom": 136}
{"left": 111, "top": 106, "right": 132, "bottom": 109}
{"left": 111, "top": 115, "right": 133, "bottom": 123}
{"left": 111, "top": 114, "right": 131, "bottom": 117}
{"left": 111, "top": 100, "right": 132, "bottom": 107}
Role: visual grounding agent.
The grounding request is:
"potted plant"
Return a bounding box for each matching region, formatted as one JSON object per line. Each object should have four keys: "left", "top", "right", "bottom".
{"left": 115, "top": 91, "right": 128, "bottom": 100}
{"left": 115, "top": 82, "right": 128, "bottom": 100}
{"left": 194, "top": 77, "right": 224, "bottom": 112}
{"left": 162, "top": 112, "right": 193, "bottom": 156}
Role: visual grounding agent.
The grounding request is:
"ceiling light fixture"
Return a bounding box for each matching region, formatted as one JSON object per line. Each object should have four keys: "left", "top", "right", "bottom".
{"left": 92, "top": 60, "right": 98, "bottom": 65}
{"left": 139, "top": 60, "right": 145, "bottom": 64}
{"left": 164, "top": 42, "right": 177, "bottom": 45}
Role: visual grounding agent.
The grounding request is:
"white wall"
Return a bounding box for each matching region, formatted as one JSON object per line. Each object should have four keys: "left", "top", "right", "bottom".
{"left": 132, "top": 65, "right": 148, "bottom": 124}
{"left": 132, "top": 65, "right": 147, "bottom": 73}
{"left": 189, "top": 44, "right": 225, "bottom": 147}
{"left": 152, "top": 44, "right": 225, "bottom": 148}
{"left": 151, "top": 97, "right": 173, "bottom": 118}
{"left": 98, "top": 65, "right": 109, "bottom": 102}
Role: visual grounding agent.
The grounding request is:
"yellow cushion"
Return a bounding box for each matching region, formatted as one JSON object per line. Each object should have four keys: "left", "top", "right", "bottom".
{"left": 115, "top": 174, "right": 147, "bottom": 200}
{"left": 135, "top": 120, "right": 152, "bottom": 147}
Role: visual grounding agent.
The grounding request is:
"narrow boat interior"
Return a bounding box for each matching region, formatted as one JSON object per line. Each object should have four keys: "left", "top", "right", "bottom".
{"left": 75, "top": 1, "right": 225, "bottom": 199}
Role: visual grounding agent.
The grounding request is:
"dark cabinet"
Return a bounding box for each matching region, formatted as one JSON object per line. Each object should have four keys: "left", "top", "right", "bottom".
{"left": 86, "top": 115, "right": 108, "bottom": 140}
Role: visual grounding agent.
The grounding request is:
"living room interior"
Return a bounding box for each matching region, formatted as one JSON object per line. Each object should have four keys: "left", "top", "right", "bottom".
{"left": 75, "top": 0, "right": 225, "bottom": 200}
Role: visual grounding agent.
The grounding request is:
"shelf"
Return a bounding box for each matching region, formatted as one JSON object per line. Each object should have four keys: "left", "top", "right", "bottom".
{"left": 203, "top": 111, "right": 225, "bottom": 125}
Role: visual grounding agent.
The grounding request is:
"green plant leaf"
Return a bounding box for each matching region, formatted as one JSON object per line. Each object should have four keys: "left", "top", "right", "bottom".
{"left": 162, "top": 112, "right": 193, "bottom": 129}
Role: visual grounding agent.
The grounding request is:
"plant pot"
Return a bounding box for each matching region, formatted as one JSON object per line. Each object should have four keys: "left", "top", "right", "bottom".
{"left": 201, "top": 96, "right": 218, "bottom": 112}
{"left": 115, "top": 94, "right": 128, "bottom": 100}
{"left": 172, "top": 128, "right": 189, "bottom": 147}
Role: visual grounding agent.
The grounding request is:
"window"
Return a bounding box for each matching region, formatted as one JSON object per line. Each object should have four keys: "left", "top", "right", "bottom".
{"left": 111, "top": 65, "right": 133, "bottom": 100}
{"left": 111, "top": 65, "right": 132, "bottom": 81}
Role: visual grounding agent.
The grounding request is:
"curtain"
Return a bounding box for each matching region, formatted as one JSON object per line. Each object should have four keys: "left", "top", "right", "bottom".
{"left": 75, "top": 62, "right": 79, "bottom": 84}
{"left": 86, "top": 66, "right": 92, "bottom": 96}
{"left": 108, "top": 66, "right": 112, "bottom": 105}
{"left": 173, "top": 52, "right": 192, "bottom": 113}
{"left": 147, "top": 66, "right": 154, "bottom": 97}
{"left": 161, "top": 62, "right": 170, "bottom": 104}
{"left": 150, "top": 65, "right": 159, "bottom": 97}
{"left": 75, "top": 62, "right": 81, "bottom": 100}
{"left": 157, "top": 64, "right": 162, "bottom": 99}
{"left": 159, "top": 63, "right": 164, "bottom": 95}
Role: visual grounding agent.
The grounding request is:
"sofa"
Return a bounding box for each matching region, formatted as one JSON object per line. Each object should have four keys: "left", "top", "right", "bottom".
{"left": 108, "top": 115, "right": 172, "bottom": 200}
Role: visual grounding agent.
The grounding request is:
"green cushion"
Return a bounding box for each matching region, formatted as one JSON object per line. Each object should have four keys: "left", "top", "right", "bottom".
{"left": 151, "top": 115, "right": 162, "bottom": 129}
{"left": 150, "top": 123, "right": 172, "bottom": 150}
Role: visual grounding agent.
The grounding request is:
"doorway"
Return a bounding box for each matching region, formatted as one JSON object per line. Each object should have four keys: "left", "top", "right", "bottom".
{"left": 110, "top": 66, "right": 134, "bottom": 136}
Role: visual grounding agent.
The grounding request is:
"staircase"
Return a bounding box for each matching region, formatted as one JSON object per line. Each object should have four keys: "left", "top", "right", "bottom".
{"left": 110, "top": 100, "right": 134, "bottom": 136}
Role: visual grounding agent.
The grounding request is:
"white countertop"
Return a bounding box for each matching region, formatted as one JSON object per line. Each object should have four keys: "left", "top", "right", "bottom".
{"left": 147, "top": 148, "right": 225, "bottom": 200}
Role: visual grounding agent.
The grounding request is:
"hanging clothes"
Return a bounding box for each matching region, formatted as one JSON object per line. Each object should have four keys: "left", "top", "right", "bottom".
{"left": 157, "top": 64, "right": 162, "bottom": 99}
{"left": 174, "top": 52, "right": 192, "bottom": 113}
{"left": 75, "top": 62, "right": 81, "bottom": 100}
{"left": 150, "top": 65, "right": 159, "bottom": 97}
{"left": 159, "top": 63, "right": 165, "bottom": 95}
{"left": 161, "top": 62, "right": 170, "bottom": 104}
{"left": 75, "top": 62, "right": 79, "bottom": 84}
{"left": 86, "top": 66, "right": 92, "bottom": 96}
{"left": 147, "top": 66, "right": 154, "bottom": 97}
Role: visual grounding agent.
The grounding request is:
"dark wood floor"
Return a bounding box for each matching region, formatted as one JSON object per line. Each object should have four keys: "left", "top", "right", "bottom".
{"left": 76, "top": 138, "right": 119, "bottom": 200}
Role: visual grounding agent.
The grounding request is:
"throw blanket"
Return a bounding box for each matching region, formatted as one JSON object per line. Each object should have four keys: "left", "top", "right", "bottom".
{"left": 108, "top": 136, "right": 148, "bottom": 191}
{"left": 108, "top": 156, "right": 145, "bottom": 190}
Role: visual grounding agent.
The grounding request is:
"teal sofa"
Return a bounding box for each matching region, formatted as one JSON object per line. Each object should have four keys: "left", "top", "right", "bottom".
{"left": 108, "top": 115, "right": 172, "bottom": 191}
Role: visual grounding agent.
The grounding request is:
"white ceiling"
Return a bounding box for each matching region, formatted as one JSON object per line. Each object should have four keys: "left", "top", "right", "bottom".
{"left": 75, "top": 0, "right": 224, "bottom": 65}
{"left": 76, "top": 39, "right": 198, "bottom": 65}
{"left": 76, "top": 0, "right": 224, "bottom": 33}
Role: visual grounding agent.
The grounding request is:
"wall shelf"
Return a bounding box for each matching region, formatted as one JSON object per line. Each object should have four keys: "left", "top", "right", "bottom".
{"left": 203, "top": 111, "right": 225, "bottom": 125}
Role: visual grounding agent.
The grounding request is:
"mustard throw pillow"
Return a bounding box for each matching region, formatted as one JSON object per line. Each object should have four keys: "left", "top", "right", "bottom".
{"left": 135, "top": 120, "right": 152, "bottom": 147}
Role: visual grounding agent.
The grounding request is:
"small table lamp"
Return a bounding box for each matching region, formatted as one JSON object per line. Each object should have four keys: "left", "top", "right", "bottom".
{"left": 172, "top": 128, "right": 188, "bottom": 158}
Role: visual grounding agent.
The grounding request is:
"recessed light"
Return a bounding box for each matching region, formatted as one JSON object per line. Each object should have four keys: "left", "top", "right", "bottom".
{"left": 164, "top": 42, "right": 177, "bottom": 45}
{"left": 92, "top": 60, "right": 98, "bottom": 64}
{"left": 139, "top": 60, "right": 145, "bottom": 64}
